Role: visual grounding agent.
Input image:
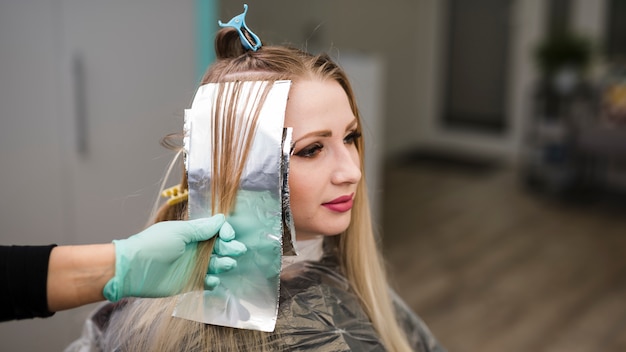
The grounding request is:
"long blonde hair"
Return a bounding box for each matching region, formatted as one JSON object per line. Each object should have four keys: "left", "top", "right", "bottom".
{"left": 105, "top": 28, "right": 412, "bottom": 351}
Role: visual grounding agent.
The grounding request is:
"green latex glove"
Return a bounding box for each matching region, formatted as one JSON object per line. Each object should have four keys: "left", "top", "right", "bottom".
{"left": 103, "top": 214, "right": 247, "bottom": 302}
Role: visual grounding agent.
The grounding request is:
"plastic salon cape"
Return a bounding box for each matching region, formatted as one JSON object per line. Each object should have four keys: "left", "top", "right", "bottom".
{"left": 66, "top": 245, "right": 446, "bottom": 352}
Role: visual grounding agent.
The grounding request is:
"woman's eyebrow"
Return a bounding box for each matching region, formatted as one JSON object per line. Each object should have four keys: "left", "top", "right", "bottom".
{"left": 294, "top": 130, "right": 331, "bottom": 144}
{"left": 293, "top": 118, "right": 358, "bottom": 144}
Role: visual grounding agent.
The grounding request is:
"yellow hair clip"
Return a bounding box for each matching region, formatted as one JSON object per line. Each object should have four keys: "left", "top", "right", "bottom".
{"left": 161, "top": 184, "right": 189, "bottom": 206}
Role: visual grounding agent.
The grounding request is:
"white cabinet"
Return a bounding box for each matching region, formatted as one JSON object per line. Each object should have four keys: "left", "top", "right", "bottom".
{"left": 0, "top": 1, "right": 196, "bottom": 350}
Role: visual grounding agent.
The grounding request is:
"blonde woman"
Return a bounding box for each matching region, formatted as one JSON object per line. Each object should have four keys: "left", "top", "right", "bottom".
{"left": 67, "top": 15, "right": 445, "bottom": 352}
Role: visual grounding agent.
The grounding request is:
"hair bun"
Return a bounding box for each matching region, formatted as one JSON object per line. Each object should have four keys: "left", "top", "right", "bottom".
{"left": 214, "top": 27, "right": 249, "bottom": 60}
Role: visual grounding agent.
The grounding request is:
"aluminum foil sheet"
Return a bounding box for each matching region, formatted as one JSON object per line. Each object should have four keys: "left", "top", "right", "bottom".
{"left": 174, "top": 80, "right": 294, "bottom": 331}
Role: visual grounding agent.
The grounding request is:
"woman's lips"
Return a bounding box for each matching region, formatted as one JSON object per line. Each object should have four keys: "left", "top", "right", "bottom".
{"left": 322, "top": 194, "right": 354, "bottom": 212}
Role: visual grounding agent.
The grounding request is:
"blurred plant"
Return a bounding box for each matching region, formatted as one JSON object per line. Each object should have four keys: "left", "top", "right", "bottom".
{"left": 534, "top": 32, "right": 593, "bottom": 77}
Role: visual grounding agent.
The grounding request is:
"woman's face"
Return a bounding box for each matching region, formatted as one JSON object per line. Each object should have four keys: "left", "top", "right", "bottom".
{"left": 285, "top": 79, "right": 362, "bottom": 241}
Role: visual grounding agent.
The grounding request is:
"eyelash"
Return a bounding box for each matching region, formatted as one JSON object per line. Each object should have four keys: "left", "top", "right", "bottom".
{"left": 344, "top": 130, "right": 362, "bottom": 145}
{"left": 294, "top": 130, "right": 361, "bottom": 158}
{"left": 294, "top": 143, "right": 323, "bottom": 158}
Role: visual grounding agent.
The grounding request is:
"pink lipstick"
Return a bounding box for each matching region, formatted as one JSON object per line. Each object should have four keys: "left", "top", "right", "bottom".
{"left": 322, "top": 194, "right": 354, "bottom": 213}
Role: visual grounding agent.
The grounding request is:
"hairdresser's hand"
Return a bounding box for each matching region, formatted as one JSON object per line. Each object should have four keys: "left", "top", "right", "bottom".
{"left": 102, "top": 215, "right": 247, "bottom": 302}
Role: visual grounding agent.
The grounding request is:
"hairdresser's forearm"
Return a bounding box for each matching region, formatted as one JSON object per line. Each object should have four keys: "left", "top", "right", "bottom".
{"left": 46, "top": 244, "right": 115, "bottom": 312}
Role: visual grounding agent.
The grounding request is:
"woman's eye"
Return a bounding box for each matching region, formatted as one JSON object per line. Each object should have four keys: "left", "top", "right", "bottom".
{"left": 294, "top": 143, "right": 323, "bottom": 158}
{"left": 344, "top": 131, "right": 362, "bottom": 145}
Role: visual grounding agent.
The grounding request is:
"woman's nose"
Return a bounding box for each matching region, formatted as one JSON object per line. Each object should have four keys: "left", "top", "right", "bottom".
{"left": 331, "top": 148, "right": 361, "bottom": 185}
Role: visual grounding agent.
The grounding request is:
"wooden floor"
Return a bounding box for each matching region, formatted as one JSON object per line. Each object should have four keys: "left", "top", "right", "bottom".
{"left": 381, "top": 159, "right": 626, "bottom": 352}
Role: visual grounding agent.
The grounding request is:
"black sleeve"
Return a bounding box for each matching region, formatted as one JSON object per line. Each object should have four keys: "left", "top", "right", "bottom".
{"left": 0, "top": 245, "right": 57, "bottom": 322}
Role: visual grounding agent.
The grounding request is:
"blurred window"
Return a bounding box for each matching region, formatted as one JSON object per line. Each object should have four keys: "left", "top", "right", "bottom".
{"left": 442, "top": 0, "right": 512, "bottom": 133}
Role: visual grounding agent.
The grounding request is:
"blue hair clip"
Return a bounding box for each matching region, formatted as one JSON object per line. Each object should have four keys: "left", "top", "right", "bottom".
{"left": 218, "top": 4, "right": 262, "bottom": 51}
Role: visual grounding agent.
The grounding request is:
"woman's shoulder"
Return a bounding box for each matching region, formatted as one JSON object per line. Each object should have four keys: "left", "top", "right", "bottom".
{"left": 278, "top": 260, "right": 386, "bottom": 351}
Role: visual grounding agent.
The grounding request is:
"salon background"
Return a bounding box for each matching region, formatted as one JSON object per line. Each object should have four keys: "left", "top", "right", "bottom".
{"left": 2, "top": 1, "right": 626, "bottom": 351}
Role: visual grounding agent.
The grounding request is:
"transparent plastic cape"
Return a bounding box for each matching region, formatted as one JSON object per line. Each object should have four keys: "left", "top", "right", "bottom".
{"left": 174, "top": 80, "right": 295, "bottom": 331}
{"left": 65, "top": 249, "right": 447, "bottom": 352}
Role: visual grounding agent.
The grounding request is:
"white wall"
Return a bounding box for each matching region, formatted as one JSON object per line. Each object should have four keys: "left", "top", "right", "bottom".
{"left": 0, "top": 1, "right": 196, "bottom": 350}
